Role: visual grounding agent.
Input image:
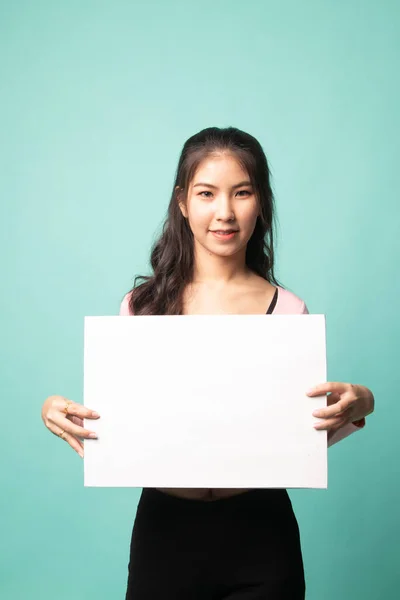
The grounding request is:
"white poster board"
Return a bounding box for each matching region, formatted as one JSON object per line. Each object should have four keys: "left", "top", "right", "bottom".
{"left": 83, "top": 314, "right": 327, "bottom": 488}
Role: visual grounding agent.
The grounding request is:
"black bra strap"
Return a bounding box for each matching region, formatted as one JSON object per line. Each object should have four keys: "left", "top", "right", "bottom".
{"left": 266, "top": 288, "right": 278, "bottom": 314}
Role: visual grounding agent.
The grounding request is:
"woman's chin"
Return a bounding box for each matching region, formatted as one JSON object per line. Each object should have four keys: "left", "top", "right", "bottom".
{"left": 194, "top": 235, "right": 247, "bottom": 258}
{"left": 206, "top": 243, "right": 244, "bottom": 258}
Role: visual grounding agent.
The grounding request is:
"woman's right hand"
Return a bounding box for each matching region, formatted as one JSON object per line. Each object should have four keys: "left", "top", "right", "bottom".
{"left": 41, "top": 395, "right": 100, "bottom": 458}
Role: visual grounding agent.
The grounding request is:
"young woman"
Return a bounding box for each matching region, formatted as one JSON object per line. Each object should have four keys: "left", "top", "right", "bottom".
{"left": 42, "top": 127, "right": 374, "bottom": 599}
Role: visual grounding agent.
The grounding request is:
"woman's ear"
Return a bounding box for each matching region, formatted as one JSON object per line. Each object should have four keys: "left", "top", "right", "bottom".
{"left": 176, "top": 186, "right": 188, "bottom": 218}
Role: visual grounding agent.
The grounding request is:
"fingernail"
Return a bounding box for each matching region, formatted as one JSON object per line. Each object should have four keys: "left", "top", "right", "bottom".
{"left": 92, "top": 412, "right": 100, "bottom": 418}
{"left": 78, "top": 450, "right": 84, "bottom": 458}
{"left": 307, "top": 389, "right": 314, "bottom": 395}
{"left": 312, "top": 410, "right": 320, "bottom": 416}
{"left": 88, "top": 432, "right": 98, "bottom": 439}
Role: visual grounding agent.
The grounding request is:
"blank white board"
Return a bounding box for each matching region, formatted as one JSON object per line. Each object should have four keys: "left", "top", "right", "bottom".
{"left": 83, "top": 314, "right": 327, "bottom": 488}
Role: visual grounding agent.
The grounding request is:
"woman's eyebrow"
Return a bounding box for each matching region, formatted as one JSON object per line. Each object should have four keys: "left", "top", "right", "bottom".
{"left": 193, "top": 181, "right": 252, "bottom": 189}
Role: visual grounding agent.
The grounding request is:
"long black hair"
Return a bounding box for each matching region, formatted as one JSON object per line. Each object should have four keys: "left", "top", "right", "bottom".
{"left": 127, "top": 126, "right": 283, "bottom": 315}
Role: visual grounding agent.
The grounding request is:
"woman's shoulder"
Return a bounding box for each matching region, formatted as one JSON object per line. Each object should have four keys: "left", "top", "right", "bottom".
{"left": 119, "top": 291, "right": 133, "bottom": 315}
{"left": 275, "top": 286, "right": 309, "bottom": 315}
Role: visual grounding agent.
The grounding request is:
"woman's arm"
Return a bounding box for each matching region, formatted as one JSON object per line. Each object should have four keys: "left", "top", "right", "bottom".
{"left": 301, "top": 302, "right": 373, "bottom": 446}
{"left": 327, "top": 419, "right": 366, "bottom": 447}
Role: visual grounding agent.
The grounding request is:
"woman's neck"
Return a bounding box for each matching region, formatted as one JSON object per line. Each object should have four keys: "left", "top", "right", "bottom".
{"left": 192, "top": 242, "right": 250, "bottom": 286}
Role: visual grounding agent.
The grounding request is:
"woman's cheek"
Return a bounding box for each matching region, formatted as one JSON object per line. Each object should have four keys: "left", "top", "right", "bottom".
{"left": 189, "top": 212, "right": 209, "bottom": 236}
{"left": 237, "top": 210, "right": 255, "bottom": 233}
{"left": 193, "top": 207, "right": 212, "bottom": 230}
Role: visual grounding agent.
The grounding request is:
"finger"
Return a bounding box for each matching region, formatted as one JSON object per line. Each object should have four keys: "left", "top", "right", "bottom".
{"left": 48, "top": 423, "right": 83, "bottom": 447}
{"left": 51, "top": 425, "right": 84, "bottom": 458}
{"left": 62, "top": 431, "right": 84, "bottom": 457}
{"left": 50, "top": 413, "right": 98, "bottom": 440}
{"left": 56, "top": 397, "right": 100, "bottom": 420}
{"left": 313, "top": 397, "right": 351, "bottom": 419}
{"left": 307, "top": 382, "right": 349, "bottom": 397}
{"left": 313, "top": 410, "right": 352, "bottom": 430}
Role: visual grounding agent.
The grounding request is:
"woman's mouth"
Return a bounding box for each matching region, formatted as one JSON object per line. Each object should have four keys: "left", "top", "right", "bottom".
{"left": 210, "top": 229, "right": 239, "bottom": 241}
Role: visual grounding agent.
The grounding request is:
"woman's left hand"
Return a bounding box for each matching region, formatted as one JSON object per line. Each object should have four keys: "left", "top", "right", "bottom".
{"left": 307, "top": 382, "right": 374, "bottom": 440}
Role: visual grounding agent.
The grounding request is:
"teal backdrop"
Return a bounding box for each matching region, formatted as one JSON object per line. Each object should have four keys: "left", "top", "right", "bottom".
{"left": 1, "top": 1, "right": 399, "bottom": 598}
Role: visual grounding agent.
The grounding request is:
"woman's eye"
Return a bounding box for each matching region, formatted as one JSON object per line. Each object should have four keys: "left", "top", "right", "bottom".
{"left": 199, "top": 190, "right": 251, "bottom": 198}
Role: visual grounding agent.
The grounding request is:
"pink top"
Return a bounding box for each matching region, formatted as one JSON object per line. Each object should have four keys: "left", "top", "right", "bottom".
{"left": 119, "top": 285, "right": 365, "bottom": 447}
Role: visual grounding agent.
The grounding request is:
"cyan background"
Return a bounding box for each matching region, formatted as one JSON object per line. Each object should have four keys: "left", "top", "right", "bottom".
{"left": 1, "top": 1, "right": 399, "bottom": 598}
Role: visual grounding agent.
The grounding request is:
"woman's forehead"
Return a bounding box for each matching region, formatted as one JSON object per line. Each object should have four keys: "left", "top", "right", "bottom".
{"left": 191, "top": 155, "right": 249, "bottom": 186}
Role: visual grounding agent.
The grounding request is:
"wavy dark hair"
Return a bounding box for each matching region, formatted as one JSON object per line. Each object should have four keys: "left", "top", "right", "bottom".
{"left": 126, "top": 126, "right": 284, "bottom": 315}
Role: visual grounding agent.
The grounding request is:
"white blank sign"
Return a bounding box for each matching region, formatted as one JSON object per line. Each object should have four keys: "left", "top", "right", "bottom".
{"left": 83, "top": 315, "right": 327, "bottom": 489}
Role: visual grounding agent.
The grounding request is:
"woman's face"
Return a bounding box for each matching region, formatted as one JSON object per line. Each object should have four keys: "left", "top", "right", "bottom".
{"left": 179, "top": 153, "right": 259, "bottom": 258}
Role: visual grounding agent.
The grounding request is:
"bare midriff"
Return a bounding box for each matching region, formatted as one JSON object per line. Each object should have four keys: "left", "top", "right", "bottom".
{"left": 156, "top": 487, "right": 251, "bottom": 501}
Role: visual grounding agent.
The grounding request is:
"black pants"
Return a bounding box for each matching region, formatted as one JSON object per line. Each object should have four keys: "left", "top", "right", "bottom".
{"left": 126, "top": 488, "right": 305, "bottom": 599}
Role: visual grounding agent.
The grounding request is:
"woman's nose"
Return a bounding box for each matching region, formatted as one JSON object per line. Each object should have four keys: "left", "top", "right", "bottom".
{"left": 215, "top": 196, "right": 234, "bottom": 221}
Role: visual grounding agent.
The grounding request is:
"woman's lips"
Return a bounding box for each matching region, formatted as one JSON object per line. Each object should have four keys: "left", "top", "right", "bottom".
{"left": 210, "top": 230, "right": 239, "bottom": 241}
